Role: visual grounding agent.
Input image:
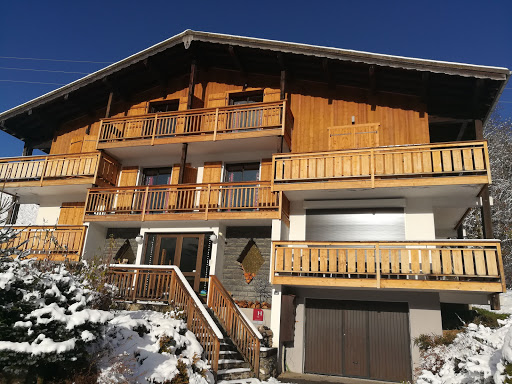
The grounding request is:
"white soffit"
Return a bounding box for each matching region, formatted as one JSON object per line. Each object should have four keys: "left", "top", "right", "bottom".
{"left": 303, "top": 198, "right": 406, "bottom": 210}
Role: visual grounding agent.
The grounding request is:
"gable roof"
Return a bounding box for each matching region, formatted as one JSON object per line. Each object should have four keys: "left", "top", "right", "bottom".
{"left": 1, "top": 30, "right": 509, "bottom": 149}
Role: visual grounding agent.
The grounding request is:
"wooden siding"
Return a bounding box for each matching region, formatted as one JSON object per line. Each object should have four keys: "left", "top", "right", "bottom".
{"left": 273, "top": 141, "right": 491, "bottom": 191}
{"left": 271, "top": 241, "right": 505, "bottom": 293}
{"left": 49, "top": 68, "right": 430, "bottom": 156}
{"left": 58, "top": 202, "right": 85, "bottom": 225}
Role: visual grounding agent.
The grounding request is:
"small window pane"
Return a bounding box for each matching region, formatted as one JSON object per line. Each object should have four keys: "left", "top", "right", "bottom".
{"left": 180, "top": 237, "right": 199, "bottom": 272}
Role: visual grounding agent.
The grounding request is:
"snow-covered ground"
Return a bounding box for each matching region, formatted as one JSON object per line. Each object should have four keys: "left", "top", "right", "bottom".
{"left": 417, "top": 291, "right": 512, "bottom": 384}
{"left": 96, "top": 310, "right": 210, "bottom": 384}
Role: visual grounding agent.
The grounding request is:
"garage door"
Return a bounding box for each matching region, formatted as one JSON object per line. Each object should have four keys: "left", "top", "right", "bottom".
{"left": 306, "top": 208, "right": 405, "bottom": 241}
{"left": 304, "top": 299, "right": 411, "bottom": 382}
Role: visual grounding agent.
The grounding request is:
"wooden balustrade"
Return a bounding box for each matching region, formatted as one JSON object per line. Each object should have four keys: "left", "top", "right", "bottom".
{"left": 85, "top": 182, "right": 285, "bottom": 222}
{"left": 107, "top": 265, "right": 222, "bottom": 374}
{"left": 273, "top": 141, "right": 491, "bottom": 190}
{"left": 97, "top": 100, "right": 291, "bottom": 149}
{"left": 208, "top": 275, "right": 261, "bottom": 377}
{"left": 0, "top": 152, "right": 120, "bottom": 188}
{"left": 272, "top": 241, "right": 505, "bottom": 292}
{"left": 0, "top": 225, "right": 87, "bottom": 261}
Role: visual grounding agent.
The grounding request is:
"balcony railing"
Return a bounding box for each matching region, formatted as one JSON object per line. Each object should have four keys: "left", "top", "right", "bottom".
{"left": 1, "top": 225, "right": 87, "bottom": 261}
{"left": 85, "top": 181, "right": 290, "bottom": 222}
{"left": 271, "top": 241, "right": 505, "bottom": 293}
{"left": 97, "top": 100, "right": 292, "bottom": 149}
{"left": 0, "top": 152, "right": 120, "bottom": 188}
{"left": 272, "top": 141, "right": 491, "bottom": 191}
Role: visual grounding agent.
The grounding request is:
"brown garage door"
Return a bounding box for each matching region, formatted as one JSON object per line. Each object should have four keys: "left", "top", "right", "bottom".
{"left": 304, "top": 299, "right": 411, "bottom": 382}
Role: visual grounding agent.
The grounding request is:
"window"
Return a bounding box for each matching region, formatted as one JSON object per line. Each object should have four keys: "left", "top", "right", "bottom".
{"left": 229, "top": 90, "right": 263, "bottom": 105}
{"left": 148, "top": 100, "right": 180, "bottom": 113}
{"left": 143, "top": 167, "right": 172, "bottom": 186}
{"left": 224, "top": 162, "right": 260, "bottom": 182}
{"left": 228, "top": 91, "right": 264, "bottom": 130}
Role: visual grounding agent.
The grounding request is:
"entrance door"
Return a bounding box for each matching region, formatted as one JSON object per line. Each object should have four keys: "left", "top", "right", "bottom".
{"left": 304, "top": 299, "right": 411, "bottom": 382}
{"left": 153, "top": 234, "right": 204, "bottom": 291}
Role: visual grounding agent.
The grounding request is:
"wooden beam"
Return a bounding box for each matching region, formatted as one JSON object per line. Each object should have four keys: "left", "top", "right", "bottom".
{"left": 475, "top": 119, "right": 484, "bottom": 140}
{"left": 456, "top": 121, "right": 469, "bottom": 141}
{"left": 480, "top": 185, "right": 494, "bottom": 239}
{"left": 22, "top": 142, "right": 33, "bottom": 156}
{"left": 178, "top": 143, "right": 188, "bottom": 184}
{"left": 228, "top": 46, "right": 245, "bottom": 75}
{"left": 187, "top": 60, "right": 197, "bottom": 110}
{"left": 368, "top": 65, "right": 376, "bottom": 110}
{"left": 280, "top": 70, "right": 286, "bottom": 100}
{"left": 105, "top": 91, "right": 114, "bottom": 118}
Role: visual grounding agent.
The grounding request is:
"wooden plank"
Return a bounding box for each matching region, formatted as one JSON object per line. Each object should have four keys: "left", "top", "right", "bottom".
{"left": 462, "top": 249, "right": 475, "bottom": 275}
{"left": 275, "top": 248, "right": 284, "bottom": 272}
{"left": 390, "top": 249, "right": 400, "bottom": 273}
{"left": 410, "top": 250, "right": 420, "bottom": 274}
{"left": 462, "top": 148, "right": 474, "bottom": 171}
{"left": 452, "top": 150, "right": 463, "bottom": 171}
{"left": 442, "top": 150, "right": 453, "bottom": 172}
{"left": 320, "top": 249, "right": 328, "bottom": 272}
{"left": 421, "top": 249, "right": 431, "bottom": 274}
{"left": 381, "top": 249, "right": 390, "bottom": 273}
{"left": 366, "top": 249, "right": 375, "bottom": 273}
{"left": 347, "top": 249, "right": 356, "bottom": 273}
{"left": 485, "top": 250, "right": 499, "bottom": 276}
{"left": 431, "top": 249, "right": 442, "bottom": 274}
{"left": 302, "top": 248, "right": 310, "bottom": 273}
{"left": 310, "top": 249, "right": 319, "bottom": 272}
{"left": 432, "top": 151, "right": 442, "bottom": 172}
{"left": 338, "top": 249, "right": 347, "bottom": 273}
{"left": 442, "top": 249, "right": 453, "bottom": 274}
{"left": 356, "top": 249, "right": 365, "bottom": 273}
{"left": 452, "top": 249, "right": 463, "bottom": 275}
{"left": 328, "top": 249, "right": 337, "bottom": 273}
{"left": 474, "top": 148, "right": 485, "bottom": 170}
{"left": 474, "top": 250, "right": 487, "bottom": 276}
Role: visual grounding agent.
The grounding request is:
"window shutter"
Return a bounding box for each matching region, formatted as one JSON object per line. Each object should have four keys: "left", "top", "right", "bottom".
{"left": 58, "top": 202, "right": 85, "bottom": 225}
{"left": 263, "top": 88, "right": 281, "bottom": 102}
{"left": 207, "top": 93, "right": 228, "bottom": 108}
{"left": 118, "top": 167, "right": 139, "bottom": 186}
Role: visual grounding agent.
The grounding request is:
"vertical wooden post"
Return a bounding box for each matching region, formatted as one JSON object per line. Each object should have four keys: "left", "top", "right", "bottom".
{"left": 151, "top": 114, "right": 158, "bottom": 145}
{"left": 141, "top": 186, "right": 149, "bottom": 222}
{"left": 280, "top": 70, "right": 286, "bottom": 100}
{"left": 205, "top": 184, "right": 211, "bottom": 221}
{"left": 22, "top": 142, "right": 33, "bottom": 156}
{"left": 213, "top": 108, "right": 219, "bottom": 141}
{"left": 187, "top": 60, "right": 197, "bottom": 110}
{"left": 178, "top": 143, "right": 188, "bottom": 184}
{"left": 105, "top": 91, "right": 114, "bottom": 118}
{"left": 39, "top": 157, "right": 49, "bottom": 186}
{"left": 281, "top": 100, "right": 287, "bottom": 137}
{"left": 370, "top": 149, "right": 375, "bottom": 188}
{"left": 480, "top": 185, "right": 494, "bottom": 239}
{"left": 376, "top": 244, "right": 381, "bottom": 288}
{"left": 474, "top": 119, "right": 484, "bottom": 140}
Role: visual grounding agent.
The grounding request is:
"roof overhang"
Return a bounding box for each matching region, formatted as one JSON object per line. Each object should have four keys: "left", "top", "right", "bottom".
{"left": 1, "top": 30, "right": 509, "bottom": 148}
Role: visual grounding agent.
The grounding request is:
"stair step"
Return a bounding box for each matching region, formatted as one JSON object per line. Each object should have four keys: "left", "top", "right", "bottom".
{"left": 217, "top": 367, "right": 254, "bottom": 381}
{"left": 218, "top": 359, "right": 251, "bottom": 370}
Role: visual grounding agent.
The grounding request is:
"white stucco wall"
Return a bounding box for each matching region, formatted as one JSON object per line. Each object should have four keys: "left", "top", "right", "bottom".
{"left": 404, "top": 198, "right": 436, "bottom": 240}
{"left": 35, "top": 205, "right": 61, "bottom": 225}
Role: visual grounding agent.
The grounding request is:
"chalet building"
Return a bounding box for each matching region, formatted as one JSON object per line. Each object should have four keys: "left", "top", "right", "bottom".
{"left": 0, "top": 30, "right": 510, "bottom": 382}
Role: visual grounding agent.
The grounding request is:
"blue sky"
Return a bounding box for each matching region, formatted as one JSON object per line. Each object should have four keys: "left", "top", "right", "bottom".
{"left": 1, "top": 0, "right": 511, "bottom": 157}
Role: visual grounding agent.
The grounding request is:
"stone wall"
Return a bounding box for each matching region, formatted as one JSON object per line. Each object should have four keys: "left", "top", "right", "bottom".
{"left": 221, "top": 226, "right": 272, "bottom": 302}
{"left": 103, "top": 228, "right": 139, "bottom": 264}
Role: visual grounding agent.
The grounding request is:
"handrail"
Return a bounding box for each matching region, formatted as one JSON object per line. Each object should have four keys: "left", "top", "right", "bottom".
{"left": 107, "top": 265, "right": 222, "bottom": 374}
{"left": 102, "top": 100, "right": 285, "bottom": 122}
{"left": 98, "top": 100, "right": 287, "bottom": 147}
{"left": 208, "top": 275, "right": 261, "bottom": 377}
{"left": 271, "top": 241, "right": 505, "bottom": 293}
{"left": 85, "top": 182, "right": 281, "bottom": 220}
{"left": 273, "top": 140, "right": 491, "bottom": 187}
{"left": 0, "top": 225, "right": 87, "bottom": 260}
{"left": 0, "top": 152, "right": 120, "bottom": 187}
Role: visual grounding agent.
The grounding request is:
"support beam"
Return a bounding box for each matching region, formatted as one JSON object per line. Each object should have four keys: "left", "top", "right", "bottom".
{"left": 456, "top": 121, "right": 469, "bottom": 141}
{"left": 280, "top": 70, "right": 286, "bottom": 100}
{"left": 105, "top": 91, "right": 114, "bottom": 118}
{"left": 22, "top": 142, "right": 33, "bottom": 156}
{"left": 187, "top": 60, "right": 197, "bottom": 110}
{"left": 490, "top": 293, "right": 501, "bottom": 311}
{"left": 480, "top": 185, "right": 494, "bottom": 239}
{"left": 178, "top": 143, "right": 188, "bottom": 184}
{"left": 368, "top": 65, "right": 376, "bottom": 110}
{"left": 457, "top": 225, "right": 464, "bottom": 239}
{"left": 475, "top": 119, "right": 484, "bottom": 140}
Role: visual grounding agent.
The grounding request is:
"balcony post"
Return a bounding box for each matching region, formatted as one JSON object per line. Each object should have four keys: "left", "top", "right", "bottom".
{"left": 187, "top": 60, "right": 197, "bottom": 110}
{"left": 479, "top": 185, "right": 494, "bottom": 239}
{"left": 178, "top": 143, "right": 188, "bottom": 184}
{"left": 22, "top": 142, "right": 33, "bottom": 156}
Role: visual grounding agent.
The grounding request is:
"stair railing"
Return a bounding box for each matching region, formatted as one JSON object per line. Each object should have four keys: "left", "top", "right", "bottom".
{"left": 107, "top": 265, "right": 222, "bottom": 374}
{"left": 208, "top": 275, "right": 262, "bottom": 377}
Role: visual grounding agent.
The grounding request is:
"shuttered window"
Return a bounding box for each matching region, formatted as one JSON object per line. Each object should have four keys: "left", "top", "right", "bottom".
{"left": 306, "top": 208, "right": 405, "bottom": 241}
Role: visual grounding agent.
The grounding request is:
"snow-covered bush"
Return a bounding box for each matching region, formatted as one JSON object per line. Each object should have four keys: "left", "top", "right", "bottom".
{"left": 0, "top": 256, "right": 113, "bottom": 382}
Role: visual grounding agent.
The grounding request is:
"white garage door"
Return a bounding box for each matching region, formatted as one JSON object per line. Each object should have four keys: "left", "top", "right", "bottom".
{"left": 306, "top": 208, "right": 405, "bottom": 241}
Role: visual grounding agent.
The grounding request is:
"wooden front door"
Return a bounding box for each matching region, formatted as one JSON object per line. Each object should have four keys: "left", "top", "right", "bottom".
{"left": 153, "top": 234, "right": 204, "bottom": 291}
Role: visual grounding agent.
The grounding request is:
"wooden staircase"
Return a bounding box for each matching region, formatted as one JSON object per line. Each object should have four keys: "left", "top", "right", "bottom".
{"left": 107, "top": 265, "right": 263, "bottom": 381}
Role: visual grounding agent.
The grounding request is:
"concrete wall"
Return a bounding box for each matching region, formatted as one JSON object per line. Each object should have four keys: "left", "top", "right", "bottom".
{"left": 82, "top": 223, "right": 108, "bottom": 261}
{"left": 280, "top": 287, "right": 442, "bottom": 375}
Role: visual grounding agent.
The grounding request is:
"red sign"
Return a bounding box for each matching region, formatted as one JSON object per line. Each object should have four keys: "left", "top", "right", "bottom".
{"left": 253, "top": 308, "right": 264, "bottom": 323}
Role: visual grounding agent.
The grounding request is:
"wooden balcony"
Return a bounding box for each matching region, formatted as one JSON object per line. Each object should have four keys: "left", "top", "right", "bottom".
{"left": 84, "top": 181, "right": 290, "bottom": 223}
{"left": 0, "top": 152, "right": 120, "bottom": 188}
{"left": 271, "top": 241, "right": 505, "bottom": 293}
{"left": 97, "top": 100, "right": 292, "bottom": 149}
{"left": 1, "top": 225, "right": 87, "bottom": 262}
{"left": 272, "top": 141, "right": 491, "bottom": 191}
